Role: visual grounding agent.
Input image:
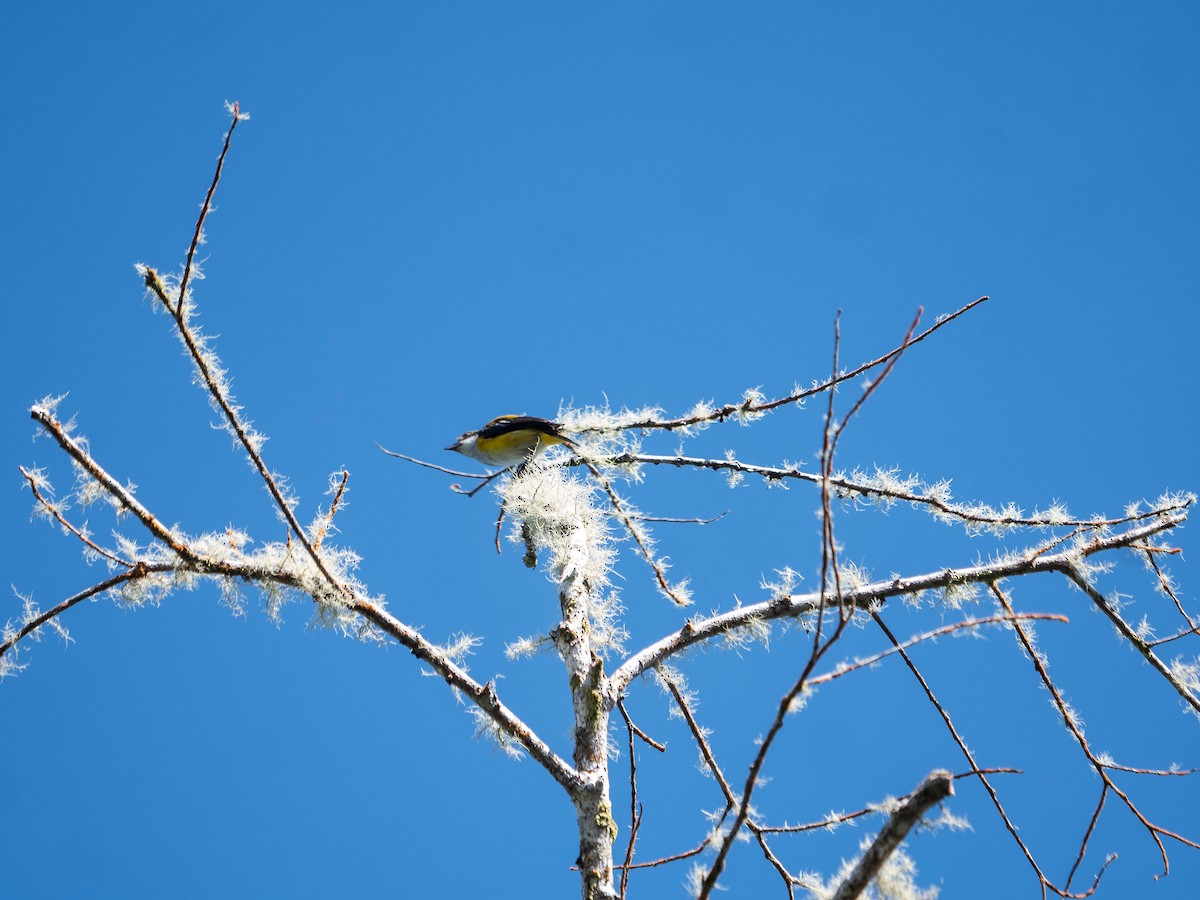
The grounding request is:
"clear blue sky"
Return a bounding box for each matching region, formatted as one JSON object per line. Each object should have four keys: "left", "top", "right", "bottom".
{"left": 3, "top": 3, "right": 1199, "bottom": 897}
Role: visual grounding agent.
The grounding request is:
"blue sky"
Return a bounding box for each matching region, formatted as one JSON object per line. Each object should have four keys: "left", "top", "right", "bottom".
{"left": 3, "top": 3, "right": 1199, "bottom": 897}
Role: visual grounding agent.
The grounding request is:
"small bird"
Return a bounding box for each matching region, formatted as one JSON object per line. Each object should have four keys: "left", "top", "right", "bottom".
{"left": 446, "top": 415, "right": 576, "bottom": 468}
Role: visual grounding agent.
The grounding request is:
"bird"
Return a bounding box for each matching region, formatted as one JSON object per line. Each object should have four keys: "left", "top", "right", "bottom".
{"left": 446, "top": 415, "right": 576, "bottom": 468}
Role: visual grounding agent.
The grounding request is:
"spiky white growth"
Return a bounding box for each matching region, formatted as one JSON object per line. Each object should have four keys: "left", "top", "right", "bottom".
{"left": 1169, "top": 657, "right": 1200, "bottom": 713}
{"left": 724, "top": 449, "right": 744, "bottom": 488}
{"left": 428, "top": 632, "right": 481, "bottom": 672}
{"left": 764, "top": 472, "right": 790, "bottom": 490}
{"left": 590, "top": 590, "right": 630, "bottom": 656}
{"left": 667, "top": 578, "right": 694, "bottom": 607}
{"left": 787, "top": 683, "right": 814, "bottom": 715}
{"left": 722, "top": 609, "right": 772, "bottom": 652}
{"left": 558, "top": 401, "right": 662, "bottom": 435}
{"left": 797, "top": 841, "right": 938, "bottom": 900}
{"left": 1063, "top": 535, "right": 1115, "bottom": 587}
{"left": 1042, "top": 501, "right": 1072, "bottom": 525}
{"left": 0, "top": 622, "right": 28, "bottom": 679}
{"left": 736, "top": 387, "right": 767, "bottom": 424}
{"left": 556, "top": 401, "right": 656, "bottom": 475}
{"left": 30, "top": 394, "right": 69, "bottom": 425}
{"left": 505, "top": 633, "right": 550, "bottom": 659}
{"left": 136, "top": 263, "right": 275, "bottom": 483}
{"left": 468, "top": 707, "right": 526, "bottom": 759}
{"left": 497, "top": 462, "right": 635, "bottom": 651}
{"left": 925, "top": 807, "right": 971, "bottom": 832}
{"left": 1156, "top": 490, "right": 1197, "bottom": 511}
{"left": 17, "top": 592, "right": 44, "bottom": 639}
{"left": 683, "top": 862, "right": 709, "bottom": 898}
{"left": 653, "top": 664, "right": 699, "bottom": 718}
{"left": 841, "top": 467, "right": 923, "bottom": 511}
{"left": 21, "top": 465, "right": 52, "bottom": 496}
{"left": 681, "top": 401, "right": 717, "bottom": 436}
{"left": 21, "top": 439, "right": 381, "bottom": 634}
{"left": 501, "top": 462, "right": 615, "bottom": 590}
{"left": 837, "top": 561, "right": 871, "bottom": 592}
{"left": 817, "top": 809, "right": 858, "bottom": 833}
{"left": 1056, "top": 697, "right": 1085, "bottom": 733}
{"left": 941, "top": 580, "right": 980, "bottom": 610}
{"left": 699, "top": 804, "right": 752, "bottom": 845}
{"left": 761, "top": 566, "right": 802, "bottom": 601}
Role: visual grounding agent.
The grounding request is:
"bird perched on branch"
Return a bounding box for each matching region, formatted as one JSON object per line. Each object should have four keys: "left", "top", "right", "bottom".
{"left": 446, "top": 415, "right": 576, "bottom": 468}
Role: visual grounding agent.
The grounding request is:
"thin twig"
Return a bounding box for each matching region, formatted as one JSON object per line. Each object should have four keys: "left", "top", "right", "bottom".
{"left": 815, "top": 309, "right": 843, "bottom": 642}
{"left": 1065, "top": 786, "right": 1110, "bottom": 892}
{"left": 616, "top": 699, "right": 643, "bottom": 899}
{"left": 618, "top": 701, "right": 667, "bottom": 752}
{"left": 615, "top": 842, "right": 707, "bottom": 871}
{"left": 312, "top": 469, "right": 349, "bottom": 552}
{"left": 1138, "top": 545, "right": 1198, "bottom": 641}
{"left": 19, "top": 466, "right": 133, "bottom": 568}
{"left": 830, "top": 307, "right": 922, "bottom": 450}
{"left": 697, "top": 310, "right": 865, "bottom": 900}
{"left": 632, "top": 511, "right": 729, "bottom": 525}
{"left": 584, "top": 459, "right": 690, "bottom": 606}
{"left": 375, "top": 442, "right": 495, "bottom": 480}
{"left": 176, "top": 102, "right": 242, "bottom": 317}
{"left": 1, "top": 565, "right": 169, "bottom": 660}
